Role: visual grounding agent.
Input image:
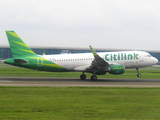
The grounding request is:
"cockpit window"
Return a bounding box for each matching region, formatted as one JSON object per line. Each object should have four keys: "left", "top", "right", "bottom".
{"left": 146, "top": 54, "right": 152, "bottom": 57}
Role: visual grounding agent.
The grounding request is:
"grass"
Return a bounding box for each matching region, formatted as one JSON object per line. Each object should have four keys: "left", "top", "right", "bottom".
{"left": 1, "top": 63, "right": 160, "bottom": 119}
{"left": 1, "top": 62, "right": 160, "bottom": 79}
{"left": 0, "top": 67, "right": 160, "bottom": 79}
{"left": 0, "top": 87, "right": 160, "bottom": 119}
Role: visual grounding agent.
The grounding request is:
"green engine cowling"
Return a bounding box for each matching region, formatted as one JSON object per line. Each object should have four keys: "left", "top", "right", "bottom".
{"left": 109, "top": 64, "right": 125, "bottom": 74}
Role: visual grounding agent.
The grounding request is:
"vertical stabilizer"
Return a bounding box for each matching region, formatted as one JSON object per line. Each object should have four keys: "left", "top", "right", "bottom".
{"left": 6, "top": 31, "right": 36, "bottom": 58}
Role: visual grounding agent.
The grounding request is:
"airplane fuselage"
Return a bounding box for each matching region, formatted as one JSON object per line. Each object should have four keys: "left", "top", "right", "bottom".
{"left": 42, "top": 51, "right": 158, "bottom": 72}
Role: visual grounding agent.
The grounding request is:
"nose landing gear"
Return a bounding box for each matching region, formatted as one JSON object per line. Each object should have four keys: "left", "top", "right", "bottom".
{"left": 136, "top": 68, "right": 141, "bottom": 77}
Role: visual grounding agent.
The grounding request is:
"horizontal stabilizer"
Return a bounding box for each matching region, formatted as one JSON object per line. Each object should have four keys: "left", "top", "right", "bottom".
{"left": 14, "top": 59, "right": 29, "bottom": 65}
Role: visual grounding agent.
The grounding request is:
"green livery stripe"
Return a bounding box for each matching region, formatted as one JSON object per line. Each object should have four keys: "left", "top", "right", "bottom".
{"left": 29, "top": 57, "right": 39, "bottom": 59}
{"left": 19, "top": 49, "right": 35, "bottom": 54}
{"left": 29, "top": 56, "right": 66, "bottom": 69}
{"left": 43, "top": 63, "right": 65, "bottom": 69}
{"left": 89, "top": 45, "right": 98, "bottom": 57}
{"left": 7, "top": 31, "right": 20, "bottom": 38}
{"left": 29, "top": 57, "right": 50, "bottom": 61}
{"left": 6, "top": 31, "right": 37, "bottom": 58}
{"left": 13, "top": 41, "right": 28, "bottom": 47}
{"left": 42, "top": 58, "right": 50, "bottom": 61}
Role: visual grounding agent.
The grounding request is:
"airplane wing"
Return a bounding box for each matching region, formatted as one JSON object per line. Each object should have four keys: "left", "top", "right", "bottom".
{"left": 87, "top": 46, "right": 109, "bottom": 72}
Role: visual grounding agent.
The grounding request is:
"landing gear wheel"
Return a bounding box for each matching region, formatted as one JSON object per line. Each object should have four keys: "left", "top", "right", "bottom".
{"left": 80, "top": 74, "right": 86, "bottom": 80}
{"left": 137, "top": 74, "right": 141, "bottom": 77}
{"left": 136, "top": 68, "right": 141, "bottom": 77}
{"left": 91, "top": 75, "right": 97, "bottom": 80}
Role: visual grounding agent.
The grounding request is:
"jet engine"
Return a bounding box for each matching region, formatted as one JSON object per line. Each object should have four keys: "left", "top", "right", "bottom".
{"left": 108, "top": 64, "right": 125, "bottom": 74}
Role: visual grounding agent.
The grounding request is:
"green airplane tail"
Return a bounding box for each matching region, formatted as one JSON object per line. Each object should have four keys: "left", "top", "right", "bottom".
{"left": 6, "top": 31, "right": 36, "bottom": 58}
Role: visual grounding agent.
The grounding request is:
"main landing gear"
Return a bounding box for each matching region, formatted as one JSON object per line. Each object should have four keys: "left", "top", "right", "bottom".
{"left": 80, "top": 72, "right": 86, "bottom": 80}
{"left": 90, "top": 75, "right": 97, "bottom": 80}
{"left": 136, "top": 68, "right": 141, "bottom": 77}
{"left": 80, "top": 72, "right": 97, "bottom": 80}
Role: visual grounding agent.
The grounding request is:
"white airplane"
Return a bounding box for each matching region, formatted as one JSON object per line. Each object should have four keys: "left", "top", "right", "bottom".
{"left": 4, "top": 31, "right": 158, "bottom": 80}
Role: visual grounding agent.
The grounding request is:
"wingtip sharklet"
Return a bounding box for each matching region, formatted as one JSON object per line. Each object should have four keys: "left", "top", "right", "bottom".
{"left": 89, "top": 45, "right": 98, "bottom": 57}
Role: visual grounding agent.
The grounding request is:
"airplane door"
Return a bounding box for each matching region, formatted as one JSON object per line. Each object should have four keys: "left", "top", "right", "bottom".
{"left": 139, "top": 53, "right": 144, "bottom": 62}
{"left": 37, "top": 57, "right": 43, "bottom": 67}
{"left": 138, "top": 53, "right": 144, "bottom": 67}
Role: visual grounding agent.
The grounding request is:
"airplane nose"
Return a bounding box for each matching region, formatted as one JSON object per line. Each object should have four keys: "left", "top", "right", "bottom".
{"left": 154, "top": 58, "right": 158, "bottom": 64}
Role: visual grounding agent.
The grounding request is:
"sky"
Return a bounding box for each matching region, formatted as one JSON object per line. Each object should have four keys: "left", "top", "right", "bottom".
{"left": 1, "top": 0, "right": 160, "bottom": 50}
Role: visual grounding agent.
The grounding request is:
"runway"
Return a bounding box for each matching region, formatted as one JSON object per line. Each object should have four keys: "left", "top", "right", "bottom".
{"left": 0, "top": 76, "right": 160, "bottom": 87}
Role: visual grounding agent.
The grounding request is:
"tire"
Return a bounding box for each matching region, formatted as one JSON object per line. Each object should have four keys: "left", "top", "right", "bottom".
{"left": 137, "top": 74, "right": 141, "bottom": 77}
{"left": 80, "top": 74, "right": 86, "bottom": 80}
{"left": 91, "top": 75, "right": 97, "bottom": 80}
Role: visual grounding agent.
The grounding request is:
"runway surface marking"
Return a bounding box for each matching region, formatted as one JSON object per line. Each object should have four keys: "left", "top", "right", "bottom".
{"left": 0, "top": 76, "right": 160, "bottom": 87}
{"left": 0, "top": 80, "right": 13, "bottom": 82}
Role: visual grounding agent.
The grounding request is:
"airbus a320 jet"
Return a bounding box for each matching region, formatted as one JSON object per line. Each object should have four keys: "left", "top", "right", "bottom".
{"left": 4, "top": 31, "right": 158, "bottom": 80}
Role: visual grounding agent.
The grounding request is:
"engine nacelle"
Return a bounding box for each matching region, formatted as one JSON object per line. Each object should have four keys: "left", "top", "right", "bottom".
{"left": 109, "top": 64, "right": 125, "bottom": 74}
